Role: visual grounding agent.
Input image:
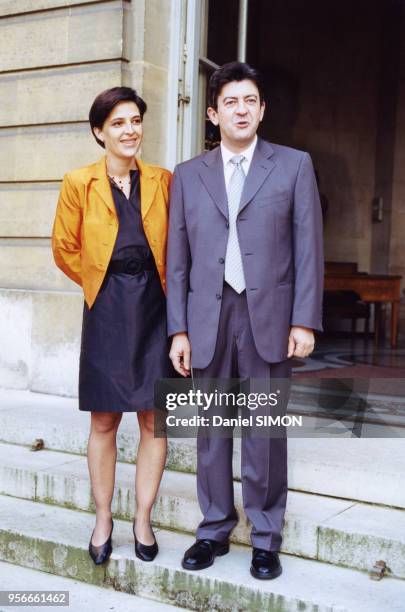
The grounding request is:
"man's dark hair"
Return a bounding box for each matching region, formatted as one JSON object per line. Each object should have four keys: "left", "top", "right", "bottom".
{"left": 89, "top": 87, "right": 147, "bottom": 148}
{"left": 208, "top": 61, "right": 264, "bottom": 110}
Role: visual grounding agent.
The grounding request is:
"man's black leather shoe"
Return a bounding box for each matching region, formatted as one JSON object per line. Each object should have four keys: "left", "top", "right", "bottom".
{"left": 250, "top": 549, "right": 282, "bottom": 580}
{"left": 182, "top": 539, "right": 229, "bottom": 570}
{"left": 88, "top": 520, "right": 113, "bottom": 565}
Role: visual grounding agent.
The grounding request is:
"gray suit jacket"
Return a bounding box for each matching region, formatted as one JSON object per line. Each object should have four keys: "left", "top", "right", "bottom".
{"left": 166, "top": 137, "right": 324, "bottom": 369}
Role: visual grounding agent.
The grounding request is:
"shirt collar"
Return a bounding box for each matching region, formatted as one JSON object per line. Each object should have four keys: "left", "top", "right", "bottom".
{"left": 220, "top": 135, "right": 258, "bottom": 166}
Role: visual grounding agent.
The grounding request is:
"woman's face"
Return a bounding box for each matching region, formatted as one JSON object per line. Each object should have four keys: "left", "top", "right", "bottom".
{"left": 94, "top": 101, "right": 143, "bottom": 159}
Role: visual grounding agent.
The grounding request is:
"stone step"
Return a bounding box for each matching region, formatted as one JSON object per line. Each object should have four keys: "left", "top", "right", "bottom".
{"left": 0, "top": 496, "right": 404, "bottom": 612}
{"left": 1, "top": 441, "right": 404, "bottom": 579}
{"left": 0, "top": 388, "right": 404, "bottom": 508}
{"left": 0, "top": 560, "right": 183, "bottom": 612}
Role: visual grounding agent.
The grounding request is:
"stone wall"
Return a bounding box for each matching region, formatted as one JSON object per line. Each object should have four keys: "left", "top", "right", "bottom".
{"left": 0, "top": 0, "right": 172, "bottom": 292}
{"left": 0, "top": 0, "right": 173, "bottom": 392}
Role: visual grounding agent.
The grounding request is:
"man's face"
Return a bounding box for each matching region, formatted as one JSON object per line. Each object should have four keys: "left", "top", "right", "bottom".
{"left": 207, "top": 79, "right": 265, "bottom": 150}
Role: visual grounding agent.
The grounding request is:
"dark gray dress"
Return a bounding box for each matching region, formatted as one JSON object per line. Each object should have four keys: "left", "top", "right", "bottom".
{"left": 79, "top": 169, "right": 173, "bottom": 412}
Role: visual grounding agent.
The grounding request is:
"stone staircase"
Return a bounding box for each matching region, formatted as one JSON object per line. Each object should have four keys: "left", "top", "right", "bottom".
{"left": 0, "top": 388, "right": 404, "bottom": 611}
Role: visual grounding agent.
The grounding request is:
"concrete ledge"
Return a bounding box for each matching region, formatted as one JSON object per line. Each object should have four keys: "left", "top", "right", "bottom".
{"left": 0, "top": 291, "right": 81, "bottom": 395}
{"left": 0, "top": 292, "right": 32, "bottom": 389}
{"left": 31, "top": 291, "right": 81, "bottom": 395}
{"left": 0, "top": 388, "right": 197, "bottom": 472}
{"left": 0, "top": 560, "right": 182, "bottom": 612}
{"left": 1, "top": 442, "right": 405, "bottom": 577}
{"left": 0, "top": 497, "right": 403, "bottom": 612}
{"left": 1, "top": 389, "right": 405, "bottom": 509}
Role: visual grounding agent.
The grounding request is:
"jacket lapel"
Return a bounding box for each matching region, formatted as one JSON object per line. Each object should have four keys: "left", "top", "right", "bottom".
{"left": 90, "top": 156, "right": 158, "bottom": 220}
{"left": 137, "top": 158, "right": 158, "bottom": 220}
{"left": 239, "top": 138, "right": 276, "bottom": 213}
{"left": 91, "top": 156, "right": 117, "bottom": 215}
{"left": 198, "top": 146, "right": 229, "bottom": 220}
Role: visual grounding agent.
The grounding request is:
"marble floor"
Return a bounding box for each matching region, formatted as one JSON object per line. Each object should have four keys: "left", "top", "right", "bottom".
{"left": 292, "top": 334, "right": 405, "bottom": 375}
{"left": 289, "top": 335, "right": 405, "bottom": 437}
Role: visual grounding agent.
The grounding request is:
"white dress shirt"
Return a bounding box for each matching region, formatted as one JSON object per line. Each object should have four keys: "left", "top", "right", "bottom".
{"left": 220, "top": 135, "right": 258, "bottom": 190}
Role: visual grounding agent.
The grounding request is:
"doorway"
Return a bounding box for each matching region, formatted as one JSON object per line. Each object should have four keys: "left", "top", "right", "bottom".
{"left": 188, "top": 0, "right": 405, "bottom": 392}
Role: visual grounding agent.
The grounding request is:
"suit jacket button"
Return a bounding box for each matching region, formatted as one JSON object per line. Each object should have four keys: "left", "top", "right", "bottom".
{"left": 225, "top": 221, "right": 229, "bottom": 228}
{"left": 218, "top": 257, "right": 224, "bottom": 264}
{"left": 216, "top": 293, "right": 222, "bottom": 300}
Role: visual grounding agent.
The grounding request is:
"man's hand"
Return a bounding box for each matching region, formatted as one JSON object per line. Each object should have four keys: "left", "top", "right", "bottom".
{"left": 169, "top": 332, "right": 191, "bottom": 377}
{"left": 287, "top": 326, "right": 315, "bottom": 359}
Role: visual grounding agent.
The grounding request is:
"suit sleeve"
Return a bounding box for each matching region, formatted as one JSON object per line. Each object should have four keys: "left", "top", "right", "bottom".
{"left": 166, "top": 165, "right": 191, "bottom": 336}
{"left": 51, "top": 173, "right": 83, "bottom": 287}
{"left": 291, "top": 153, "right": 324, "bottom": 331}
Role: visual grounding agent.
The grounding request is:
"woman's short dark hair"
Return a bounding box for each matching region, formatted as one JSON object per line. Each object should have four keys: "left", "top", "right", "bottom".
{"left": 89, "top": 87, "right": 147, "bottom": 148}
{"left": 208, "top": 61, "right": 264, "bottom": 110}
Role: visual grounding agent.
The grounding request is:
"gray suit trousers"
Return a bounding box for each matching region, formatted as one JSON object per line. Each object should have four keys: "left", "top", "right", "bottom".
{"left": 193, "top": 283, "right": 291, "bottom": 551}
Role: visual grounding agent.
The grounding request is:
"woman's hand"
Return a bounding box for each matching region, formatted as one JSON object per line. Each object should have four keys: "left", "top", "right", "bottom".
{"left": 52, "top": 173, "right": 83, "bottom": 286}
{"left": 169, "top": 333, "right": 191, "bottom": 377}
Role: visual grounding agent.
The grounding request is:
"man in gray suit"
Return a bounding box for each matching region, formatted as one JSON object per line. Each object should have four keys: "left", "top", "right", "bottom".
{"left": 166, "top": 62, "right": 323, "bottom": 579}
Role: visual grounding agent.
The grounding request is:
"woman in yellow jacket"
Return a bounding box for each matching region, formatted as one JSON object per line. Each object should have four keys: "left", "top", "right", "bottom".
{"left": 52, "top": 87, "right": 173, "bottom": 566}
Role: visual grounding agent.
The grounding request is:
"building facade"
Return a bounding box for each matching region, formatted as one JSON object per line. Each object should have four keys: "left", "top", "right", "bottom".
{"left": 1, "top": 0, "right": 405, "bottom": 395}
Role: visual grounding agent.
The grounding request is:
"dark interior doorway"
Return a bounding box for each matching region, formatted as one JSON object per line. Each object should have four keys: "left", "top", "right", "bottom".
{"left": 206, "top": 0, "right": 403, "bottom": 276}
{"left": 204, "top": 0, "right": 405, "bottom": 363}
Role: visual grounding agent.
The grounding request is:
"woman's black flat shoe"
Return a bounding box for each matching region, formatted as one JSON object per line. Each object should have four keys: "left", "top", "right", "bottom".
{"left": 89, "top": 520, "right": 114, "bottom": 565}
{"left": 133, "top": 522, "right": 158, "bottom": 562}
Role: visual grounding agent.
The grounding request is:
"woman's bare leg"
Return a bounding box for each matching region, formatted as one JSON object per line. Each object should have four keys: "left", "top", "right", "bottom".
{"left": 134, "top": 409, "right": 167, "bottom": 544}
{"left": 87, "top": 412, "right": 122, "bottom": 545}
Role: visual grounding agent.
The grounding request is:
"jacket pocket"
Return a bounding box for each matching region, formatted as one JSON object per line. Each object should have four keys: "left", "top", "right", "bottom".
{"left": 256, "top": 196, "right": 289, "bottom": 207}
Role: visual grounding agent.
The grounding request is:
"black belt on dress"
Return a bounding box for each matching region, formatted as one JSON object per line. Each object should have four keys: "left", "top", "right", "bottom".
{"left": 107, "top": 254, "right": 154, "bottom": 275}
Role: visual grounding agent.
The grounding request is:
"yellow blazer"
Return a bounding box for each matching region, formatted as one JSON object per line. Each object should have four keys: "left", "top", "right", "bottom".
{"left": 52, "top": 156, "right": 171, "bottom": 308}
